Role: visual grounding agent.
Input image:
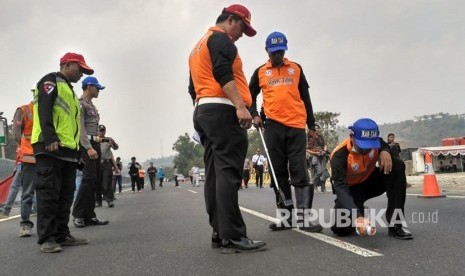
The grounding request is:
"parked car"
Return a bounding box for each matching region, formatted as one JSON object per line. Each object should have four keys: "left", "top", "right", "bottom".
{"left": 176, "top": 174, "right": 185, "bottom": 182}
{"left": 199, "top": 168, "right": 205, "bottom": 182}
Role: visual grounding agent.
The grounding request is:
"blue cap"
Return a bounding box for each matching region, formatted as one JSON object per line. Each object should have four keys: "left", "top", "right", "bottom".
{"left": 266, "top": 32, "right": 288, "bottom": 53}
{"left": 349, "top": 118, "right": 381, "bottom": 149}
{"left": 82, "top": 76, "right": 105, "bottom": 90}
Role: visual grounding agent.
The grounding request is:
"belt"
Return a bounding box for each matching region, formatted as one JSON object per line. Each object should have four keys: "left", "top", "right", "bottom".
{"left": 87, "top": 135, "right": 100, "bottom": 142}
{"left": 101, "top": 159, "right": 112, "bottom": 163}
{"left": 197, "top": 97, "right": 233, "bottom": 106}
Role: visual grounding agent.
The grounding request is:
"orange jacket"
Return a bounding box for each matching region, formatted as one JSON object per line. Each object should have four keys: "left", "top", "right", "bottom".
{"left": 138, "top": 169, "right": 146, "bottom": 178}
{"left": 249, "top": 58, "right": 315, "bottom": 129}
{"left": 14, "top": 103, "right": 35, "bottom": 164}
{"left": 330, "top": 137, "right": 379, "bottom": 185}
{"left": 189, "top": 26, "right": 252, "bottom": 107}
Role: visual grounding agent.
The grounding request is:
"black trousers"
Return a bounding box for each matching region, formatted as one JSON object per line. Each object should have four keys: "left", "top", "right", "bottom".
{"left": 100, "top": 162, "right": 113, "bottom": 201}
{"left": 194, "top": 103, "right": 247, "bottom": 241}
{"left": 243, "top": 169, "right": 250, "bottom": 187}
{"left": 34, "top": 155, "right": 76, "bottom": 244}
{"left": 130, "top": 175, "right": 139, "bottom": 191}
{"left": 332, "top": 158, "right": 408, "bottom": 234}
{"left": 174, "top": 175, "right": 179, "bottom": 186}
{"left": 72, "top": 143, "right": 100, "bottom": 220}
{"left": 264, "top": 119, "right": 309, "bottom": 205}
{"left": 255, "top": 165, "right": 263, "bottom": 187}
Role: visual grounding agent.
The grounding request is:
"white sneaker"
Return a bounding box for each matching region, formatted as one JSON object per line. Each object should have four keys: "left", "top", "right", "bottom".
{"left": 20, "top": 224, "right": 32, "bottom": 237}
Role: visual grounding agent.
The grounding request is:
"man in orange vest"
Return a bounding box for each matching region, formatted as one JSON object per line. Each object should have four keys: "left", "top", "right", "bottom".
{"left": 249, "top": 31, "right": 321, "bottom": 232}
{"left": 188, "top": 4, "right": 266, "bottom": 253}
{"left": 12, "top": 100, "right": 36, "bottom": 237}
{"left": 330, "top": 118, "right": 413, "bottom": 240}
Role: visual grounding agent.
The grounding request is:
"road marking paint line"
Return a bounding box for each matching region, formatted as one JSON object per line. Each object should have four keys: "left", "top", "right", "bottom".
{"left": 239, "top": 206, "right": 383, "bottom": 257}
{"left": 188, "top": 190, "right": 198, "bottom": 194}
{"left": 407, "top": 193, "right": 465, "bottom": 199}
{"left": 0, "top": 215, "right": 20, "bottom": 222}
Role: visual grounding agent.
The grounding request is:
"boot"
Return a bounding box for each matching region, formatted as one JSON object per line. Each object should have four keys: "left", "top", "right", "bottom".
{"left": 295, "top": 186, "right": 322, "bottom": 233}
{"left": 269, "top": 179, "right": 294, "bottom": 231}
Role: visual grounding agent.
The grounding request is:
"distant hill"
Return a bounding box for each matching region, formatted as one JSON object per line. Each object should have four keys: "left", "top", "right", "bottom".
{"left": 338, "top": 113, "right": 465, "bottom": 148}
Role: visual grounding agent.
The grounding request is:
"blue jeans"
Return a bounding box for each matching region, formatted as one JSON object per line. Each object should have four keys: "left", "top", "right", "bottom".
{"left": 20, "top": 163, "right": 35, "bottom": 226}
{"left": 74, "top": 169, "right": 83, "bottom": 200}
{"left": 2, "top": 164, "right": 22, "bottom": 213}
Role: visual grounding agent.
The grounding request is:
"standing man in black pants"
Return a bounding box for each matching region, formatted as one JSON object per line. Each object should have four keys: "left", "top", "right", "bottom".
{"left": 98, "top": 124, "right": 119, "bottom": 207}
{"left": 249, "top": 31, "right": 321, "bottom": 232}
{"left": 128, "top": 157, "right": 141, "bottom": 192}
{"left": 72, "top": 76, "right": 109, "bottom": 228}
{"left": 189, "top": 4, "right": 266, "bottom": 254}
{"left": 32, "top": 52, "right": 91, "bottom": 252}
{"left": 251, "top": 149, "right": 266, "bottom": 188}
{"left": 147, "top": 162, "right": 158, "bottom": 190}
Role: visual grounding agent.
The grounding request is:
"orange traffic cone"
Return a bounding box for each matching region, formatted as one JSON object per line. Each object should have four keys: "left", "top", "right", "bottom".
{"left": 418, "top": 152, "right": 446, "bottom": 198}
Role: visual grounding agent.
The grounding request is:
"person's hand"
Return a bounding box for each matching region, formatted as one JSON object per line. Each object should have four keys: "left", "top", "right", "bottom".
{"left": 87, "top": 148, "right": 98, "bottom": 159}
{"left": 355, "top": 216, "right": 370, "bottom": 236}
{"left": 45, "top": 141, "right": 59, "bottom": 152}
{"left": 236, "top": 106, "right": 252, "bottom": 129}
{"left": 109, "top": 138, "right": 115, "bottom": 145}
{"left": 252, "top": 116, "right": 264, "bottom": 130}
{"left": 378, "top": 151, "right": 392, "bottom": 174}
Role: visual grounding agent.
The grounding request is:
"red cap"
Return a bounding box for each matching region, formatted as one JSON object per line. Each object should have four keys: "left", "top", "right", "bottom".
{"left": 59, "top": 52, "right": 94, "bottom": 75}
{"left": 223, "top": 4, "right": 256, "bottom": 37}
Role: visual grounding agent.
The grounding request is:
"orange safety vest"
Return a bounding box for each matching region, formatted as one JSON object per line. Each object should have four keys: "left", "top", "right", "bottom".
{"left": 331, "top": 137, "right": 379, "bottom": 185}
{"left": 189, "top": 26, "right": 252, "bottom": 107}
{"left": 138, "top": 169, "right": 146, "bottom": 178}
{"left": 19, "top": 103, "right": 35, "bottom": 164}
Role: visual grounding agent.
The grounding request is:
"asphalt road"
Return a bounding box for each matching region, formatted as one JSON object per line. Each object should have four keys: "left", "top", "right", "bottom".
{"left": 0, "top": 181, "right": 464, "bottom": 276}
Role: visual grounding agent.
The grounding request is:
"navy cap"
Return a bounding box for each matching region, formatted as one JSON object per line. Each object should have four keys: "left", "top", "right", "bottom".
{"left": 349, "top": 118, "right": 381, "bottom": 149}
{"left": 266, "top": 32, "right": 288, "bottom": 53}
{"left": 82, "top": 76, "right": 105, "bottom": 90}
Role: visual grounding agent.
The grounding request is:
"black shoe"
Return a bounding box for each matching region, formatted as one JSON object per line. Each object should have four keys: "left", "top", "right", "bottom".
{"left": 220, "top": 237, "right": 266, "bottom": 254}
{"left": 299, "top": 222, "right": 323, "bottom": 233}
{"left": 85, "top": 218, "right": 109, "bottom": 226}
{"left": 269, "top": 220, "right": 292, "bottom": 231}
{"left": 73, "top": 217, "right": 86, "bottom": 228}
{"left": 388, "top": 225, "right": 413, "bottom": 240}
{"left": 108, "top": 201, "right": 114, "bottom": 208}
{"left": 211, "top": 231, "right": 221, "bottom": 248}
{"left": 58, "top": 234, "right": 89, "bottom": 246}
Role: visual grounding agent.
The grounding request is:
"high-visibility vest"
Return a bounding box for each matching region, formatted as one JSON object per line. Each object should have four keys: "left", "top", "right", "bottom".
{"left": 138, "top": 169, "right": 146, "bottom": 178}
{"left": 32, "top": 75, "right": 81, "bottom": 150}
{"left": 18, "top": 103, "right": 35, "bottom": 164}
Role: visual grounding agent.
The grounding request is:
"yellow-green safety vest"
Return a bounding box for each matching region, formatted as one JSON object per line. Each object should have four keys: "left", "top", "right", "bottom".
{"left": 32, "top": 75, "right": 81, "bottom": 150}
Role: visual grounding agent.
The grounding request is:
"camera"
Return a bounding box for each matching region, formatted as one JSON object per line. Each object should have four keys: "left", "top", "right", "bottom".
{"left": 101, "top": 138, "right": 110, "bottom": 143}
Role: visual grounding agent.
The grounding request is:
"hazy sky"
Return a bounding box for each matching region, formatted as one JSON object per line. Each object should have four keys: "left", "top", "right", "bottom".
{"left": 1, "top": 0, "right": 464, "bottom": 161}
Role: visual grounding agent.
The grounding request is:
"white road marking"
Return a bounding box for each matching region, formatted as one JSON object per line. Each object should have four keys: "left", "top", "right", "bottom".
{"left": 188, "top": 190, "right": 198, "bottom": 194}
{"left": 239, "top": 206, "right": 383, "bottom": 257}
{"left": 407, "top": 193, "right": 465, "bottom": 199}
{"left": 0, "top": 215, "right": 20, "bottom": 222}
